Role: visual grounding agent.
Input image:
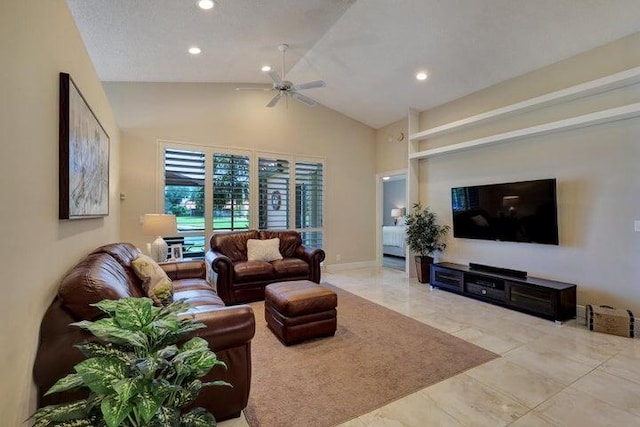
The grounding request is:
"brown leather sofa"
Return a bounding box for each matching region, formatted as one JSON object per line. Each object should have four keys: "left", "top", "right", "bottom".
{"left": 206, "top": 230, "right": 326, "bottom": 305}
{"left": 33, "top": 243, "right": 255, "bottom": 422}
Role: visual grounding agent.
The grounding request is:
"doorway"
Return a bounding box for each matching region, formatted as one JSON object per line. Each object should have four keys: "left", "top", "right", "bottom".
{"left": 377, "top": 170, "right": 407, "bottom": 272}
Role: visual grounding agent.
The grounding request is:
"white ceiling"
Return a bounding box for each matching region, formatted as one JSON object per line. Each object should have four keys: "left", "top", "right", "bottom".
{"left": 66, "top": 0, "right": 640, "bottom": 129}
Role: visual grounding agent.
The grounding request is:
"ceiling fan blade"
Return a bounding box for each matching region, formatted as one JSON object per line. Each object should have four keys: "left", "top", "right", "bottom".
{"left": 266, "top": 93, "right": 282, "bottom": 108}
{"left": 268, "top": 70, "right": 282, "bottom": 85}
{"left": 236, "top": 87, "right": 272, "bottom": 91}
{"left": 292, "top": 92, "right": 317, "bottom": 107}
{"left": 291, "top": 80, "right": 326, "bottom": 91}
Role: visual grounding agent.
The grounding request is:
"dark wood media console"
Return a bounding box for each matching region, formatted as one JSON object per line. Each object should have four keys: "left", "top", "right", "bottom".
{"left": 430, "top": 262, "right": 576, "bottom": 322}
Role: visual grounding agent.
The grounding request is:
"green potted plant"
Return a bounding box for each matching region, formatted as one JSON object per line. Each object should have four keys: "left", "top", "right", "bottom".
{"left": 30, "top": 297, "right": 230, "bottom": 427}
{"left": 405, "top": 203, "right": 451, "bottom": 283}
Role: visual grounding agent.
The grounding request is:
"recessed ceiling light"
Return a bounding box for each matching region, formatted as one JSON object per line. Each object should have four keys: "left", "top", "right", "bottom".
{"left": 382, "top": 176, "right": 390, "bottom": 181}
{"left": 416, "top": 71, "right": 428, "bottom": 81}
{"left": 261, "top": 65, "right": 271, "bottom": 72}
{"left": 188, "top": 47, "right": 202, "bottom": 55}
{"left": 198, "top": 0, "right": 215, "bottom": 10}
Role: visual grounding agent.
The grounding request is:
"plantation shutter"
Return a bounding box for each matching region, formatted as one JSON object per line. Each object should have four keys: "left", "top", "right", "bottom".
{"left": 163, "top": 148, "right": 206, "bottom": 258}
{"left": 258, "top": 157, "right": 290, "bottom": 230}
{"left": 212, "top": 152, "right": 250, "bottom": 230}
{"left": 295, "top": 161, "right": 323, "bottom": 248}
{"left": 164, "top": 148, "right": 205, "bottom": 231}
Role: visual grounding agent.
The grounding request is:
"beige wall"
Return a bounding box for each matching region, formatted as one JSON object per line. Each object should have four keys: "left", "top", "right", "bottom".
{"left": 375, "top": 118, "right": 408, "bottom": 173}
{"left": 415, "top": 33, "right": 640, "bottom": 313}
{"left": 104, "top": 82, "right": 376, "bottom": 265}
{"left": 0, "top": 0, "right": 120, "bottom": 423}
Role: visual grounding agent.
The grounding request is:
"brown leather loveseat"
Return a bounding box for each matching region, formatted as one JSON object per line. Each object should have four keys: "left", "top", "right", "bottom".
{"left": 206, "top": 230, "right": 326, "bottom": 305}
{"left": 33, "top": 243, "right": 255, "bottom": 422}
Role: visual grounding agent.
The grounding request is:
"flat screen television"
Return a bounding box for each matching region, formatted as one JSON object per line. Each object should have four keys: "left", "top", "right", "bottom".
{"left": 451, "top": 178, "right": 559, "bottom": 245}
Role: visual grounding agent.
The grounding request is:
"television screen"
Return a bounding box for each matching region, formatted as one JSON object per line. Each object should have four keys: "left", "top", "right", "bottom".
{"left": 451, "top": 179, "right": 559, "bottom": 245}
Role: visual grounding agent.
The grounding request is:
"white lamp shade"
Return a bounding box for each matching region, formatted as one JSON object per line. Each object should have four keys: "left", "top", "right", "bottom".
{"left": 142, "top": 214, "right": 177, "bottom": 236}
{"left": 391, "top": 208, "right": 403, "bottom": 218}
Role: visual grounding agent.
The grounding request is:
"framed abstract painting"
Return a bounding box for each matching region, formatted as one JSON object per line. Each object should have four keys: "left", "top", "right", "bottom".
{"left": 59, "top": 72, "right": 109, "bottom": 219}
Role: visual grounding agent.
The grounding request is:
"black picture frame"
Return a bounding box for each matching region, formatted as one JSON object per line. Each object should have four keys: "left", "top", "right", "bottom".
{"left": 59, "top": 72, "right": 110, "bottom": 219}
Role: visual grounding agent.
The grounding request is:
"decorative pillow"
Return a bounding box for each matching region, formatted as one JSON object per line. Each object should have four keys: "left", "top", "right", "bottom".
{"left": 396, "top": 216, "right": 407, "bottom": 226}
{"left": 247, "top": 238, "right": 283, "bottom": 262}
{"left": 131, "top": 253, "right": 173, "bottom": 306}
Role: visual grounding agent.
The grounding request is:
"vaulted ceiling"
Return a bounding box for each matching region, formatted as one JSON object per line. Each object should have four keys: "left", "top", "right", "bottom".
{"left": 67, "top": 0, "right": 640, "bottom": 129}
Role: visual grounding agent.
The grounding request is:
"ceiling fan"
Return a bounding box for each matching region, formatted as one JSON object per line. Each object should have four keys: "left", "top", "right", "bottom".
{"left": 237, "top": 43, "right": 326, "bottom": 108}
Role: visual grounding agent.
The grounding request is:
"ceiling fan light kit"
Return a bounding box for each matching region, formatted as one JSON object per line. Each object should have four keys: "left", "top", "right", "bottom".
{"left": 237, "top": 43, "right": 326, "bottom": 108}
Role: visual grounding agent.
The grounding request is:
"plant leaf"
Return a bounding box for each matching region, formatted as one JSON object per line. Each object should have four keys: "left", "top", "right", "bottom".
{"left": 112, "top": 378, "right": 139, "bottom": 404}
{"left": 150, "top": 406, "right": 180, "bottom": 426}
{"left": 134, "top": 354, "right": 164, "bottom": 377}
{"left": 202, "top": 380, "right": 232, "bottom": 388}
{"left": 31, "top": 399, "right": 92, "bottom": 425}
{"left": 181, "top": 337, "right": 209, "bottom": 351}
{"left": 45, "top": 373, "right": 85, "bottom": 396}
{"left": 150, "top": 379, "right": 179, "bottom": 401}
{"left": 75, "top": 342, "right": 131, "bottom": 364}
{"left": 36, "top": 417, "right": 101, "bottom": 427}
{"left": 180, "top": 407, "right": 216, "bottom": 427}
{"left": 101, "top": 396, "right": 132, "bottom": 427}
{"left": 74, "top": 357, "right": 128, "bottom": 395}
{"left": 174, "top": 379, "right": 203, "bottom": 407}
{"left": 135, "top": 392, "right": 162, "bottom": 424}
{"left": 72, "top": 318, "right": 148, "bottom": 348}
{"left": 91, "top": 299, "right": 120, "bottom": 316}
{"left": 161, "top": 299, "right": 190, "bottom": 316}
{"left": 114, "top": 297, "right": 154, "bottom": 330}
{"left": 156, "top": 344, "right": 179, "bottom": 360}
{"left": 172, "top": 349, "right": 217, "bottom": 378}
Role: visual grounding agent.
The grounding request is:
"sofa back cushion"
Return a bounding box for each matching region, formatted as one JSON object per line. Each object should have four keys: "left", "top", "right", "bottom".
{"left": 210, "top": 230, "right": 260, "bottom": 262}
{"left": 90, "top": 242, "right": 145, "bottom": 294}
{"left": 58, "top": 253, "right": 142, "bottom": 320}
{"left": 259, "top": 230, "right": 302, "bottom": 257}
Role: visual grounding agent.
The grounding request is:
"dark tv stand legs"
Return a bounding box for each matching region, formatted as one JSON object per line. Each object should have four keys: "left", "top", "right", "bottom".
{"left": 430, "top": 262, "right": 577, "bottom": 322}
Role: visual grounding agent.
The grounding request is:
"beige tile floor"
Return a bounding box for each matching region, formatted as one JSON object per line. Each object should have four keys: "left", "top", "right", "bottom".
{"left": 219, "top": 266, "right": 640, "bottom": 427}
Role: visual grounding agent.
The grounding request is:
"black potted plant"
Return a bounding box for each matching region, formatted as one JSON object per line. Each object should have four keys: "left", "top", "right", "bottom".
{"left": 405, "top": 203, "right": 451, "bottom": 283}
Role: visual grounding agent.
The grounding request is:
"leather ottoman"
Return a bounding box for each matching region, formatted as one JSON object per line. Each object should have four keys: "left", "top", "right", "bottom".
{"left": 265, "top": 280, "right": 337, "bottom": 345}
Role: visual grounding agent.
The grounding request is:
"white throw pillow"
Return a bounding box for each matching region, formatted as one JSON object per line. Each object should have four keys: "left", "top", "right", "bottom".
{"left": 247, "top": 238, "right": 283, "bottom": 262}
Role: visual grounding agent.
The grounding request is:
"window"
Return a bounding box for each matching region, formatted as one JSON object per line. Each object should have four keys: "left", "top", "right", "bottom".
{"left": 258, "top": 157, "right": 290, "bottom": 230}
{"left": 212, "top": 153, "right": 250, "bottom": 230}
{"left": 295, "top": 161, "right": 323, "bottom": 248}
{"left": 160, "top": 142, "right": 324, "bottom": 252}
{"left": 163, "top": 148, "right": 206, "bottom": 257}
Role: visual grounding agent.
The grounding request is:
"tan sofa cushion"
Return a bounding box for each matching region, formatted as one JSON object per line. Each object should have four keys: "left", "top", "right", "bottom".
{"left": 247, "top": 238, "right": 283, "bottom": 262}
{"left": 131, "top": 253, "right": 173, "bottom": 305}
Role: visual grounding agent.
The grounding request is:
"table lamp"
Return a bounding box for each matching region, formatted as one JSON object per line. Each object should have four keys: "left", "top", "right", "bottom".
{"left": 142, "top": 214, "right": 177, "bottom": 262}
{"left": 391, "top": 208, "right": 404, "bottom": 225}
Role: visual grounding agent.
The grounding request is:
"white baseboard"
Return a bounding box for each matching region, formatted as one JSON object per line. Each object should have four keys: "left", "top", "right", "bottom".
{"left": 325, "top": 260, "right": 377, "bottom": 273}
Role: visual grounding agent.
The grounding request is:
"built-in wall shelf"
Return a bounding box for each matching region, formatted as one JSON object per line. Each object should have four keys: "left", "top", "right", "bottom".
{"left": 409, "top": 66, "right": 640, "bottom": 142}
{"left": 409, "top": 101, "right": 640, "bottom": 160}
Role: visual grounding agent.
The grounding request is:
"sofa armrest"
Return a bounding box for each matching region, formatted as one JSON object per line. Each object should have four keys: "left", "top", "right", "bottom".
{"left": 160, "top": 260, "right": 206, "bottom": 280}
{"left": 188, "top": 305, "right": 255, "bottom": 351}
{"left": 295, "top": 245, "right": 326, "bottom": 283}
{"left": 205, "top": 250, "right": 235, "bottom": 304}
{"left": 295, "top": 245, "right": 325, "bottom": 263}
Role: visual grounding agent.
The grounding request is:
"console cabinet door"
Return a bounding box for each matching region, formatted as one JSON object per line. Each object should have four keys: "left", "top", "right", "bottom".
{"left": 430, "top": 266, "right": 463, "bottom": 292}
{"left": 507, "top": 281, "right": 555, "bottom": 317}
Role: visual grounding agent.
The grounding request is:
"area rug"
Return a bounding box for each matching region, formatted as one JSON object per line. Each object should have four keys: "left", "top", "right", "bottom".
{"left": 243, "top": 284, "right": 498, "bottom": 427}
